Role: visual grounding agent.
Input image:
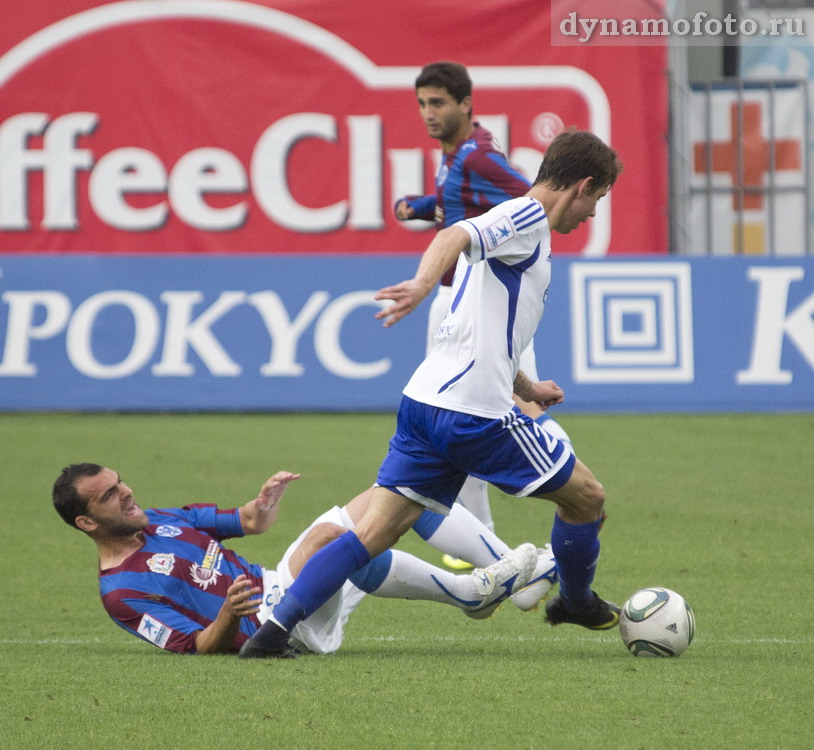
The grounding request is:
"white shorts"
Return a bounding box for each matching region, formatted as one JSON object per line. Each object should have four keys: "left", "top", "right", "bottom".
{"left": 257, "top": 506, "right": 366, "bottom": 655}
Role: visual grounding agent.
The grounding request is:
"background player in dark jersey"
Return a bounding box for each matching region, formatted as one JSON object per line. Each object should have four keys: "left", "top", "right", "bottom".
{"left": 52, "top": 463, "right": 553, "bottom": 655}
{"left": 394, "top": 61, "right": 574, "bottom": 568}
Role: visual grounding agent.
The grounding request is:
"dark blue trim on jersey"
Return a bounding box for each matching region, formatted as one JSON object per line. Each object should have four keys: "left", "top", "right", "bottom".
{"left": 463, "top": 219, "right": 486, "bottom": 261}
{"left": 488, "top": 242, "right": 541, "bottom": 358}
{"left": 438, "top": 360, "right": 475, "bottom": 393}
{"left": 450, "top": 265, "right": 472, "bottom": 313}
{"left": 511, "top": 200, "right": 540, "bottom": 221}
{"left": 512, "top": 200, "right": 546, "bottom": 231}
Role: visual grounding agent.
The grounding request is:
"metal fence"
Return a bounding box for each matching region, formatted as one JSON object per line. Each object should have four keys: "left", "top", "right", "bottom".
{"left": 687, "top": 78, "right": 810, "bottom": 254}
{"left": 668, "top": 2, "right": 813, "bottom": 255}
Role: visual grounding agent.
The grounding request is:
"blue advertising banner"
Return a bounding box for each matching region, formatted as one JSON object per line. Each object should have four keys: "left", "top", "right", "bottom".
{"left": 1, "top": 255, "right": 812, "bottom": 412}
{"left": 543, "top": 258, "right": 813, "bottom": 413}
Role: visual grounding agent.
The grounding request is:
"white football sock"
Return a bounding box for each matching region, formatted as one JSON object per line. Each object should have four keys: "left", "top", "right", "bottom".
{"left": 423, "top": 502, "right": 511, "bottom": 568}
{"left": 536, "top": 414, "right": 573, "bottom": 445}
{"left": 456, "top": 475, "right": 494, "bottom": 531}
{"left": 370, "top": 550, "right": 481, "bottom": 609}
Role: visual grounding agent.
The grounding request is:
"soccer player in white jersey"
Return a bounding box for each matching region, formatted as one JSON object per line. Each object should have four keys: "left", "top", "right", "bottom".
{"left": 394, "top": 60, "right": 573, "bottom": 570}
{"left": 241, "top": 129, "right": 622, "bottom": 658}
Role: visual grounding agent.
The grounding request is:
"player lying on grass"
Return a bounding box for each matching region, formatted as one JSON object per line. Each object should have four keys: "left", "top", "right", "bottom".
{"left": 52, "top": 463, "right": 557, "bottom": 656}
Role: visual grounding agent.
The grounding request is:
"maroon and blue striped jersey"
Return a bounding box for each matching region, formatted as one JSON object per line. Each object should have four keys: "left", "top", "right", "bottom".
{"left": 401, "top": 123, "right": 531, "bottom": 285}
{"left": 435, "top": 124, "right": 531, "bottom": 228}
{"left": 98, "top": 505, "right": 262, "bottom": 654}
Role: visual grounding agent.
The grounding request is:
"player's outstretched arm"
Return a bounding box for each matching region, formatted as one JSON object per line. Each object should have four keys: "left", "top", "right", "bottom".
{"left": 239, "top": 471, "right": 301, "bottom": 535}
{"left": 375, "top": 225, "right": 470, "bottom": 327}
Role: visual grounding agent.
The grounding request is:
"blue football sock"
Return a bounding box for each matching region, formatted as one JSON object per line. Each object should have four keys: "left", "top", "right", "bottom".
{"left": 551, "top": 513, "right": 601, "bottom": 611}
{"left": 412, "top": 509, "right": 444, "bottom": 540}
{"left": 272, "top": 530, "right": 372, "bottom": 631}
{"left": 349, "top": 549, "right": 393, "bottom": 593}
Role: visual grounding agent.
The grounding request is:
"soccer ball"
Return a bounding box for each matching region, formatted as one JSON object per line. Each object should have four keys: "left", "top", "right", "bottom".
{"left": 619, "top": 587, "right": 696, "bottom": 657}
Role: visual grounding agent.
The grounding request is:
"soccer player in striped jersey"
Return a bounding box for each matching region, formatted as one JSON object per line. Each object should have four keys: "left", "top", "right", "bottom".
{"left": 242, "top": 130, "right": 622, "bottom": 658}
{"left": 394, "top": 61, "right": 572, "bottom": 567}
{"left": 394, "top": 61, "right": 530, "bottom": 232}
{"left": 52, "top": 464, "right": 550, "bottom": 656}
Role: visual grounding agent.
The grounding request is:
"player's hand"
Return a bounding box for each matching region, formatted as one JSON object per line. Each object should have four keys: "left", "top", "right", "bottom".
{"left": 394, "top": 200, "right": 416, "bottom": 220}
{"left": 528, "top": 380, "right": 565, "bottom": 411}
{"left": 255, "top": 471, "right": 301, "bottom": 511}
{"left": 226, "top": 575, "right": 262, "bottom": 618}
{"left": 374, "top": 279, "right": 432, "bottom": 327}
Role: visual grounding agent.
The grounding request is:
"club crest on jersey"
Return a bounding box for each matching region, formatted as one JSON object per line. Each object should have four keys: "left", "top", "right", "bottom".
{"left": 190, "top": 539, "right": 224, "bottom": 590}
{"left": 483, "top": 218, "right": 514, "bottom": 251}
{"left": 147, "top": 553, "right": 175, "bottom": 575}
{"left": 155, "top": 525, "right": 182, "bottom": 538}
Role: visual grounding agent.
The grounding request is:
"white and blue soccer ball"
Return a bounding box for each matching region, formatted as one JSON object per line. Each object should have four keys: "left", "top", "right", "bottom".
{"left": 619, "top": 587, "right": 695, "bottom": 658}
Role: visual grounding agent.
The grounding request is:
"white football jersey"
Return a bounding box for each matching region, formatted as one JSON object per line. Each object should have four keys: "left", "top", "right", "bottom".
{"left": 403, "top": 197, "right": 552, "bottom": 419}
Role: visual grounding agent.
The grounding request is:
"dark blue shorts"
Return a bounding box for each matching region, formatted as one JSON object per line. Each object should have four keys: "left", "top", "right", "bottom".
{"left": 375, "top": 396, "right": 575, "bottom": 514}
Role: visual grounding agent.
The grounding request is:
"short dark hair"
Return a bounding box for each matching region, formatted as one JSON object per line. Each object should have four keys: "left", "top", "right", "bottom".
{"left": 533, "top": 128, "right": 622, "bottom": 192}
{"left": 53, "top": 463, "right": 103, "bottom": 528}
{"left": 415, "top": 61, "right": 472, "bottom": 104}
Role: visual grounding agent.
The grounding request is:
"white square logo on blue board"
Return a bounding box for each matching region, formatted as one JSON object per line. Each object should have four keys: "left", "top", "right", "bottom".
{"left": 570, "top": 263, "right": 694, "bottom": 383}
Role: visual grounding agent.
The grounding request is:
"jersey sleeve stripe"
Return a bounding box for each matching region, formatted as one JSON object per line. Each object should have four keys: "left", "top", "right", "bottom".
{"left": 463, "top": 219, "right": 486, "bottom": 260}
{"left": 512, "top": 204, "right": 546, "bottom": 231}
{"left": 511, "top": 200, "right": 540, "bottom": 220}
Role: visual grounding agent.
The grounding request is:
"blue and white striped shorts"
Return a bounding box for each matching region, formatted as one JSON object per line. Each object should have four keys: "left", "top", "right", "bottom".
{"left": 375, "top": 396, "right": 575, "bottom": 515}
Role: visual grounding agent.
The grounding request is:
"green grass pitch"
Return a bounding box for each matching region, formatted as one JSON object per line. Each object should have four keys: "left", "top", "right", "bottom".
{"left": 1, "top": 412, "right": 812, "bottom": 749}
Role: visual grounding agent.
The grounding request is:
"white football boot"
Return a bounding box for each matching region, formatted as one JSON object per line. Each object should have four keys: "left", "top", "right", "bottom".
{"left": 510, "top": 544, "right": 558, "bottom": 612}
{"left": 465, "top": 542, "right": 537, "bottom": 619}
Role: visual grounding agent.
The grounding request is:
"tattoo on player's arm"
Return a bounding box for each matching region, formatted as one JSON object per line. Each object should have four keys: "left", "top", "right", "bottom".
{"left": 513, "top": 371, "right": 534, "bottom": 401}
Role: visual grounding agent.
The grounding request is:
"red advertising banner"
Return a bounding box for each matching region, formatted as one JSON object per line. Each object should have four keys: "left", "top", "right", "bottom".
{"left": 0, "top": 0, "right": 668, "bottom": 255}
